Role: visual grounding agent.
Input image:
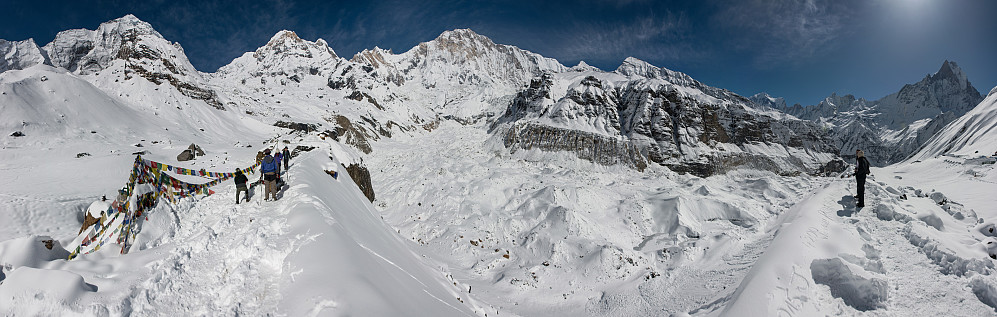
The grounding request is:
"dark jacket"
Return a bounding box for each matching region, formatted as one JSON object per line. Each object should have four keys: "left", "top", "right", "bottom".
{"left": 234, "top": 171, "right": 248, "bottom": 186}
{"left": 262, "top": 155, "right": 278, "bottom": 174}
{"left": 282, "top": 149, "right": 290, "bottom": 160}
{"left": 856, "top": 157, "right": 870, "bottom": 177}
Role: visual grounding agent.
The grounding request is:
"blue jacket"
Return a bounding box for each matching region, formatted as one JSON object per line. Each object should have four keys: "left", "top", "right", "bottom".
{"left": 262, "top": 155, "right": 278, "bottom": 173}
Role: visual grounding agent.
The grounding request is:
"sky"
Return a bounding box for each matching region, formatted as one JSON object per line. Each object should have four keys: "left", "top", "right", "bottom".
{"left": 3, "top": 0, "right": 996, "bottom": 106}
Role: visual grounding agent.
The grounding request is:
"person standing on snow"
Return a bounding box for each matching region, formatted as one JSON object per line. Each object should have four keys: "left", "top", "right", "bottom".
{"left": 854, "top": 149, "right": 871, "bottom": 207}
{"left": 261, "top": 149, "right": 279, "bottom": 201}
{"left": 234, "top": 168, "right": 249, "bottom": 204}
{"left": 273, "top": 150, "right": 284, "bottom": 187}
{"left": 282, "top": 147, "right": 290, "bottom": 171}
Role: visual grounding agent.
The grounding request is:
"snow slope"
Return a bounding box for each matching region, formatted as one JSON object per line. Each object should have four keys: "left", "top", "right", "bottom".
{"left": 909, "top": 85, "right": 997, "bottom": 160}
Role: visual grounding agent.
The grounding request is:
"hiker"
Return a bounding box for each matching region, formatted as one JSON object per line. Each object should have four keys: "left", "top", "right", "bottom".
{"left": 256, "top": 151, "right": 265, "bottom": 164}
{"left": 274, "top": 150, "right": 285, "bottom": 187}
{"left": 261, "top": 149, "right": 279, "bottom": 201}
{"left": 282, "top": 147, "right": 290, "bottom": 170}
{"left": 854, "top": 149, "right": 871, "bottom": 207}
{"left": 234, "top": 168, "right": 249, "bottom": 204}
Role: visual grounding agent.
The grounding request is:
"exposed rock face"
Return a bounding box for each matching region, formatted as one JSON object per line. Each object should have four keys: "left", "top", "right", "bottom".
{"left": 343, "top": 163, "right": 375, "bottom": 202}
{"left": 273, "top": 121, "right": 319, "bottom": 133}
{"left": 497, "top": 63, "right": 837, "bottom": 177}
{"left": 774, "top": 61, "right": 983, "bottom": 165}
{"left": 504, "top": 123, "right": 648, "bottom": 171}
{"left": 0, "top": 39, "right": 49, "bottom": 73}
{"left": 325, "top": 115, "right": 373, "bottom": 154}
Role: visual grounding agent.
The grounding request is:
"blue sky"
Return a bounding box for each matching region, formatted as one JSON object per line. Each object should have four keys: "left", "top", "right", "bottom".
{"left": 4, "top": 0, "right": 995, "bottom": 106}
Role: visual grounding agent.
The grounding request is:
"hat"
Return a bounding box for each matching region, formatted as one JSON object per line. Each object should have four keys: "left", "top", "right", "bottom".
{"left": 264, "top": 148, "right": 271, "bottom": 154}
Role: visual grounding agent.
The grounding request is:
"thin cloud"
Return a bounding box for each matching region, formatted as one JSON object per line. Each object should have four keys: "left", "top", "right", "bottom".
{"left": 712, "top": 0, "right": 866, "bottom": 68}
{"left": 539, "top": 13, "right": 702, "bottom": 69}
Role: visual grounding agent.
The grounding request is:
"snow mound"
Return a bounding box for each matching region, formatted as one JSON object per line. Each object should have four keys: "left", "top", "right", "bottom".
{"left": 0, "top": 267, "right": 96, "bottom": 313}
{"left": 977, "top": 222, "right": 997, "bottom": 237}
{"left": 903, "top": 222, "right": 994, "bottom": 276}
{"left": 873, "top": 204, "right": 912, "bottom": 222}
{"left": 0, "top": 236, "right": 69, "bottom": 269}
{"left": 971, "top": 275, "right": 997, "bottom": 311}
{"left": 918, "top": 212, "right": 945, "bottom": 230}
{"left": 810, "top": 257, "right": 889, "bottom": 311}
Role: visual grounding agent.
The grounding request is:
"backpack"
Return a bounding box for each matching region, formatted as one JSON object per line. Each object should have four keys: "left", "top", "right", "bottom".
{"left": 262, "top": 155, "right": 278, "bottom": 173}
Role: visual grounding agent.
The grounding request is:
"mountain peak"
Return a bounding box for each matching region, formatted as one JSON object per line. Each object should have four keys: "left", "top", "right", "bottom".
{"left": 267, "top": 30, "right": 303, "bottom": 46}
{"left": 748, "top": 92, "right": 787, "bottom": 109}
{"left": 615, "top": 57, "right": 658, "bottom": 77}
{"left": 118, "top": 14, "right": 142, "bottom": 23}
{"left": 102, "top": 14, "right": 161, "bottom": 38}
{"left": 437, "top": 28, "right": 486, "bottom": 40}
{"left": 427, "top": 28, "right": 499, "bottom": 52}
{"left": 1, "top": 38, "right": 50, "bottom": 72}
{"left": 932, "top": 60, "right": 969, "bottom": 89}
{"left": 255, "top": 30, "right": 337, "bottom": 60}
{"left": 571, "top": 60, "right": 600, "bottom": 72}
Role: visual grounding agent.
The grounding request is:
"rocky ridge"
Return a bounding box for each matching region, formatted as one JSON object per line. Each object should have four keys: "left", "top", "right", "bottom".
{"left": 495, "top": 61, "right": 838, "bottom": 177}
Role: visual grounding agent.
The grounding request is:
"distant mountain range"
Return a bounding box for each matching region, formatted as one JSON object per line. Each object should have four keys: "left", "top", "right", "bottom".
{"left": 751, "top": 60, "right": 984, "bottom": 166}
{"left": 1, "top": 15, "right": 988, "bottom": 175}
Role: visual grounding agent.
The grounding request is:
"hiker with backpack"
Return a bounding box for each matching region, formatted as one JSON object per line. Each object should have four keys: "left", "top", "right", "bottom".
{"left": 234, "top": 168, "right": 249, "bottom": 204}
{"left": 854, "top": 149, "right": 871, "bottom": 208}
{"left": 261, "top": 149, "right": 279, "bottom": 201}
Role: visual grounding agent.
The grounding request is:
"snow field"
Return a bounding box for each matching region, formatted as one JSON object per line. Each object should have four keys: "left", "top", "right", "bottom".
{"left": 368, "top": 121, "right": 829, "bottom": 316}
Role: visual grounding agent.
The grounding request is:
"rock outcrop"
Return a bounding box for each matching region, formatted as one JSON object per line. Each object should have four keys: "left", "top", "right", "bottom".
{"left": 343, "top": 163, "right": 375, "bottom": 202}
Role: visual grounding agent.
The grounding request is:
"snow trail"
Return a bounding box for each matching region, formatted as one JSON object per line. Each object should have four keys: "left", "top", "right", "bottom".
{"left": 723, "top": 173, "right": 995, "bottom": 316}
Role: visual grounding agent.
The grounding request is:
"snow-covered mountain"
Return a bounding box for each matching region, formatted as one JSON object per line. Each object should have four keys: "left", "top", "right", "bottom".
{"left": 748, "top": 92, "right": 786, "bottom": 109}
{"left": 350, "top": 29, "right": 568, "bottom": 118}
{"left": 0, "top": 38, "right": 49, "bottom": 72}
{"left": 43, "top": 14, "right": 225, "bottom": 110}
{"left": 771, "top": 61, "right": 983, "bottom": 165}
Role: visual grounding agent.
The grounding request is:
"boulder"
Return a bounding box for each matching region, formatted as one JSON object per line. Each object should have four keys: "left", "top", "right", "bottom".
{"left": 188, "top": 143, "right": 205, "bottom": 156}
{"left": 177, "top": 149, "right": 194, "bottom": 161}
